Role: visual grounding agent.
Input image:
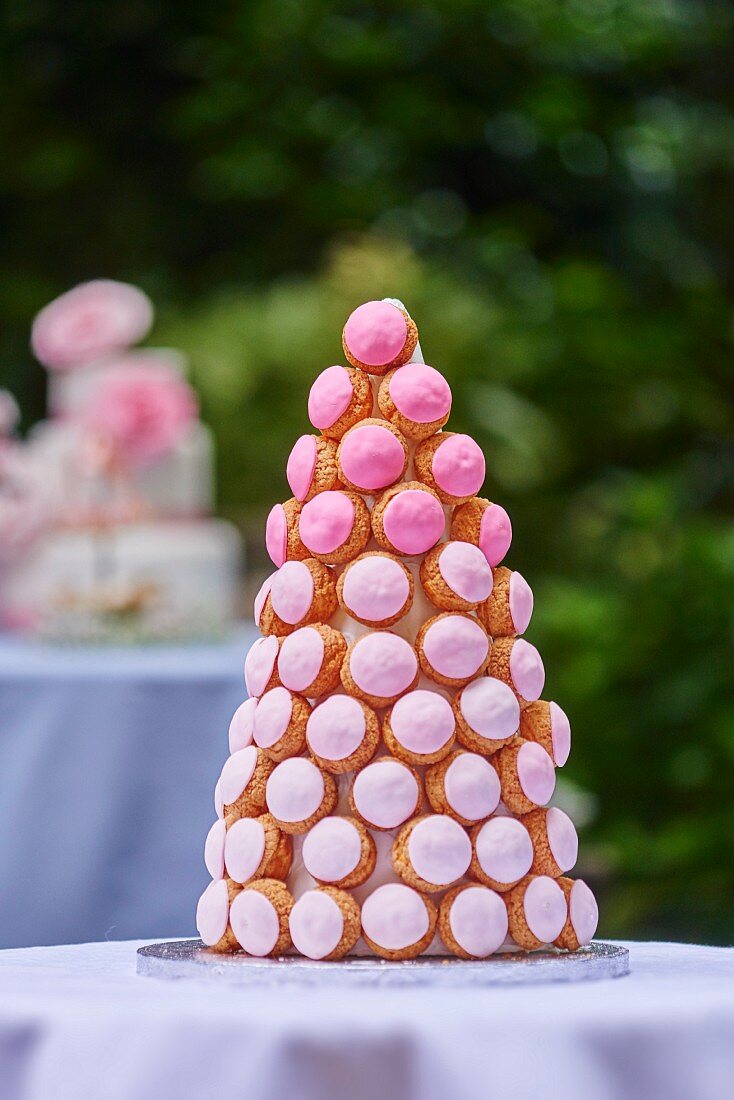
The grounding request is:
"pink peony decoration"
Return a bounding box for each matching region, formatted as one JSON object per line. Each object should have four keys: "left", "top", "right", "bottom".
{"left": 80, "top": 360, "right": 198, "bottom": 466}
{"left": 31, "top": 280, "right": 154, "bottom": 370}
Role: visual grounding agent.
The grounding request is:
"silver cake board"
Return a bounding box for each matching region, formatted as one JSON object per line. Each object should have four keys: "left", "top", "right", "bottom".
{"left": 137, "top": 939, "right": 629, "bottom": 987}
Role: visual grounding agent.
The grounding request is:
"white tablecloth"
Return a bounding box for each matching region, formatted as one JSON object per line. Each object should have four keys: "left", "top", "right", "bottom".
{"left": 0, "top": 940, "right": 732, "bottom": 1100}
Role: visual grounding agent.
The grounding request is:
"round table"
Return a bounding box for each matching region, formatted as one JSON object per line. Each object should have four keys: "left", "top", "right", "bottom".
{"left": 0, "top": 629, "right": 256, "bottom": 948}
{"left": 0, "top": 940, "right": 732, "bottom": 1099}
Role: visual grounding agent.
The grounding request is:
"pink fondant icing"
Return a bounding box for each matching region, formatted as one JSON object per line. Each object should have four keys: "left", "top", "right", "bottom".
{"left": 516, "top": 741, "right": 556, "bottom": 806}
{"left": 214, "top": 779, "right": 223, "bottom": 819}
{"left": 422, "top": 615, "right": 488, "bottom": 680}
{"left": 289, "top": 890, "right": 344, "bottom": 960}
{"left": 308, "top": 365, "right": 353, "bottom": 430}
{"left": 266, "top": 757, "right": 324, "bottom": 823}
{"left": 343, "top": 301, "right": 407, "bottom": 368}
{"left": 340, "top": 424, "right": 405, "bottom": 491}
{"left": 204, "top": 818, "right": 226, "bottom": 880}
{"left": 219, "top": 746, "right": 258, "bottom": 805}
{"left": 228, "top": 697, "right": 257, "bottom": 753}
{"left": 349, "top": 632, "right": 418, "bottom": 699}
{"left": 286, "top": 434, "right": 318, "bottom": 502}
{"left": 389, "top": 690, "right": 454, "bottom": 755}
{"left": 299, "top": 491, "right": 355, "bottom": 555}
{"left": 253, "top": 686, "right": 293, "bottom": 749}
{"left": 253, "top": 574, "right": 273, "bottom": 626}
{"left": 475, "top": 816, "right": 533, "bottom": 884}
{"left": 569, "top": 879, "right": 599, "bottom": 945}
{"left": 479, "top": 503, "right": 512, "bottom": 567}
{"left": 224, "top": 817, "right": 266, "bottom": 883}
{"left": 549, "top": 701, "right": 571, "bottom": 766}
{"left": 407, "top": 815, "right": 471, "bottom": 886}
{"left": 302, "top": 816, "right": 362, "bottom": 882}
{"left": 342, "top": 554, "right": 410, "bottom": 622}
{"left": 382, "top": 489, "right": 445, "bottom": 555}
{"left": 509, "top": 640, "right": 545, "bottom": 701}
{"left": 306, "top": 695, "right": 366, "bottom": 761}
{"left": 444, "top": 753, "right": 501, "bottom": 821}
{"left": 352, "top": 759, "right": 419, "bottom": 829}
{"left": 431, "top": 434, "right": 485, "bottom": 498}
{"left": 508, "top": 572, "right": 533, "bottom": 634}
{"left": 229, "top": 889, "right": 279, "bottom": 956}
{"left": 361, "top": 883, "right": 429, "bottom": 950}
{"left": 196, "top": 879, "right": 229, "bottom": 947}
{"left": 523, "top": 876, "right": 567, "bottom": 943}
{"left": 459, "top": 677, "right": 520, "bottom": 741}
{"left": 265, "top": 503, "right": 287, "bottom": 567}
{"left": 449, "top": 886, "right": 508, "bottom": 957}
{"left": 545, "top": 807, "right": 578, "bottom": 873}
{"left": 278, "top": 627, "right": 324, "bottom": 693}
{"left": 437, "top": 541, "right": 493, "bottom": 603}
{"left": 270, "top": 560, "right": 314, "bottom": 625}
{"left": 244, "top": 635, "right": 278, "bottom": 698}
{"left": 389, "top": 363, "right": 451, "bottom": 424}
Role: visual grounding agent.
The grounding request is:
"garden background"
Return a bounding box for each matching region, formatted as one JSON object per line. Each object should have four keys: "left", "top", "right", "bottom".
{"left": 1, "top": 0, "right": 733, "bottom": 943}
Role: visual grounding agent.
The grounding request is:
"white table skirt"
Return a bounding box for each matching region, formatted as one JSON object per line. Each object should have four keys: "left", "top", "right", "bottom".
{"left": 0, "top": 940, "right": 732, "bottom": 1100}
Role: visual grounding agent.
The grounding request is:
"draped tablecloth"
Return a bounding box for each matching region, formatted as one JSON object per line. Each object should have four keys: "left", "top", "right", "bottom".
{"left": 0, "top": 940, "right": 732, "bottom": 1100}
{"left": 0, "top": 629, "right": 256, "bottom": 948}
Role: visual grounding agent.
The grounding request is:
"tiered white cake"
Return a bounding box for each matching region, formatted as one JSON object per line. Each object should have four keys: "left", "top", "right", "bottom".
{"left": 4, "top": 280, "right": 241, "bottom": 642}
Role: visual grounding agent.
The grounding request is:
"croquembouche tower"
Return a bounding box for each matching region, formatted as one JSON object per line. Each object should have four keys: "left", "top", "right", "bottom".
{"left": 196, "top": 299, "right": 599, "bottom": 961}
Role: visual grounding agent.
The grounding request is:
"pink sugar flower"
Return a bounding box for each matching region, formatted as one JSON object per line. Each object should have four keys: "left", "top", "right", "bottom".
{"left": 0, "top": 390, "right": 20, "bottom": 436}
{"left": 80, "top": 359, "right": 198, "bottom": 466}
{"left": 31, "top": 280, "right": 154, "bottom": 370}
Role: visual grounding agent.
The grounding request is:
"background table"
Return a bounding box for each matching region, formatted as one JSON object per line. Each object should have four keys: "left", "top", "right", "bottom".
{"left": 0, "top": 940, "right": 732, "bottom": 1100}
{"left": 0, "top": 629, "right": 256, "bottom": 948}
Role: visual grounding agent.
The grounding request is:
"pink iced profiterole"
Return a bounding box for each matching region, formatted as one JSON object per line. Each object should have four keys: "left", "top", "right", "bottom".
{"left": 470, "top": 815, "right": 534, "bottom": 892}
{"left": 377, "top": 363, "right": 452, "bottom": 441}
{"left": 505, "top": 875, "right": 568, "bottom": 950}
{"left": 360, "top": 883, "right": 437, "bottom": 960}
{"left": 336, "top": 551, "right": 413, "bottom": 628}
{"left": 414, "top": 432, "right": 486, "bottom": 505}
{"left": 265, "top": 498, "right": 307, "bottom": 568}
{"left": 382, "top": 689, "right": 456, "bottom": 765}
{"left": 342, "top": 300, "right": 418, "bottom": 375}
{"left": 306, "top": 694, "right": 380, "bottom": 774}
{"left": 438, "top": 883, "right": 509, "bottom": 959}
{"left": 415, "top": 612, "right": 490, "bottom": 688}
{"left": 478, "top": 567, "right": 533, "bottom": 638}
{"left": 308, "top": 365, "right": 373, "bottom": 440}
{"left": 554, "top": 877, "right": 599, "bottom": 949}
{"left": 257, "top": 558, "right": 338, "bottom": 637}
{"left": 392, "top": 814, "right": 472, "bottom": 893}
{"left": 336, "top": 418, "right": 408, "bottom": 494}
{"left": 494, "top": 739, "right": 557, "bottom": 814}
{"left": 195, "top": 296, "right": 596, "bottom": 959}
{"left": 520, "top": 700, "right": 571, "bottom": 767}
{"left": 298, "top": 489, "right": 371, "bottom": 565}
{"left": 489, "top": 637, "right": 545, "bottom": 702}
{"left": 450, "top": 497, "right": 512, "bottom": 567}
{"left": 371, "top": 481, "right": 446, "bottom": 557}
{"left": 425, "top": 750, "right": 501, "bottom": 826}
{"left": 286, "top": 434, "right": 341, "bottom": 503}
{"left": 453, "top": 676, "right": 520, "bottom": 755}
{"left": 341, "top": 630, "right": 419, "bottom": 708}
{"left": 420, "top": 540, "right": 493, "bottom": 612}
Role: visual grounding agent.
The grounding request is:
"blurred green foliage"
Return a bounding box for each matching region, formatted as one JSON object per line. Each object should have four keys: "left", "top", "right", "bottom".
{"left": 1, "top": 0, "right": 733, "bottom": 942}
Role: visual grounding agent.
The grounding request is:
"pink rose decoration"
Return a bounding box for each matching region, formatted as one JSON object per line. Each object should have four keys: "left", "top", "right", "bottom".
{"left": 31, "top": 280, "right": 154, "bottom": 370}
{"left": 80, "top": 360, "right": 198, "bottom": 466}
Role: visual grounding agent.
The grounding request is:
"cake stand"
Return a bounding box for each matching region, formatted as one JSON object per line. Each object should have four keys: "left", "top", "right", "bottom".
{"left": 137, "top": 938, "right": 629, "bottom": 986}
